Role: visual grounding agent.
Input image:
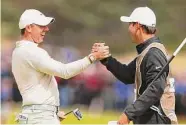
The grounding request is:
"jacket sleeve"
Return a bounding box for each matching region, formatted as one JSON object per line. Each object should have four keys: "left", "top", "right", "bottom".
{"left": 100, "top": 56, "right": 136, "bottom": 84}
{"left": 124, "top": 48, "right": 168, "bottom": 120}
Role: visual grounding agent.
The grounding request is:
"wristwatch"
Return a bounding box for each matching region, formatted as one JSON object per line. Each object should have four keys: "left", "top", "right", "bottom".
{"left": 88, "top": 54, "right": 96, "bottom": 63}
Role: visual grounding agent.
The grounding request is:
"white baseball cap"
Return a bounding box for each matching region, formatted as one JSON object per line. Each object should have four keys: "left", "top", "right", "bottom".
{"left": 19, "top": 9, "right": 55, "bottom": 29}
{"left": 120, "top": 7, "right": 156, "bottom": 27}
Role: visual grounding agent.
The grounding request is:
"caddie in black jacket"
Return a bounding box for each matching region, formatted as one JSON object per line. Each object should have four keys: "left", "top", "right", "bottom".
{"left": 92, "top": 7, "right": 177, "bottom": 124}
{"left": 101, "top": 36, "right": 171, "bottom": 124}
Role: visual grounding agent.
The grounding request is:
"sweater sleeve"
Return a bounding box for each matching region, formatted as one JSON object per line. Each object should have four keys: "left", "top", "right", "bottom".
{"left": 28, "top": 48, "right": 91, "bottom": 79}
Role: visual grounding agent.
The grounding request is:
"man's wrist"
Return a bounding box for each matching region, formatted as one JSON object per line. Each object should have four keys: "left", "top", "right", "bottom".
{"left": 123, "top": 113, "right": 130, "bottom": 123}
{"left": 87, "top": 54, "right": 96, "bottom": 63}
{"left": 100, "top": 56, "right": 111, "bottom": 65}
{"left": 124, "top": 111, "right": 132, "bottom": 121}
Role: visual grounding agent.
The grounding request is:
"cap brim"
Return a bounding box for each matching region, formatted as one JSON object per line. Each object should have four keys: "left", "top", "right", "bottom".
{"left": 120, "top": 16, "right": 132, "bottom": 22}
{"left": 35, "top": 17, "right": 55, "bottom": 26}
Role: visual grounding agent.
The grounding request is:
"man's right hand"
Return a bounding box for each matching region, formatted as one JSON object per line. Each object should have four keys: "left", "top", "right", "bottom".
{"left": 89, "top": 43, "right": 111, "bottom": 61}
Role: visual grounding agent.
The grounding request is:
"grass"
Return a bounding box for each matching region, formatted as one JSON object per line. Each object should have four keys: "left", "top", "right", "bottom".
{"left": 4, "top": 106, "right": 123, "bottom": 124}
{"left": 3, "top": 106, "right": 186, "bottom": 124}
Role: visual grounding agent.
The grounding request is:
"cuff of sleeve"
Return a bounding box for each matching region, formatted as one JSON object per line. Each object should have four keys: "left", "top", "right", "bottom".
{"left": 100, "top": 56, "right": 112, "bottom": 65}
{"left": 124, "top": 110, "right": 134, "bottom": 121}
{"left": 85, "top": 56, "right": 93, "bottom": 64}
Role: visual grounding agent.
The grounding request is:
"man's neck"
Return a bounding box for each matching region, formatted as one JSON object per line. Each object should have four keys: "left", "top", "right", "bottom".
{"left": 138, "top": 34, "right": 155, "bottom": 44}
{"left": 21, "top": 34, "right": 34, "bottom": 42}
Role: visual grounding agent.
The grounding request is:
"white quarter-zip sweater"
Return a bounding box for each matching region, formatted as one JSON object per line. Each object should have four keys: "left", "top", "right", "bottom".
{"left": 12, "top": 40, "right": 91, "bottom": 106}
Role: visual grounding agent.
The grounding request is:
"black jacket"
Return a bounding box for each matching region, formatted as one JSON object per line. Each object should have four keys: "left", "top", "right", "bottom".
{"left": 101, "top": 37, "right": 170, "bottom": 124}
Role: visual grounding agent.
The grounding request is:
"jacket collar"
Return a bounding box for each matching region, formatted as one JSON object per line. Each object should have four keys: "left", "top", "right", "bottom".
{"left": 136, "top": 36, "right": 160, "bottom": 54}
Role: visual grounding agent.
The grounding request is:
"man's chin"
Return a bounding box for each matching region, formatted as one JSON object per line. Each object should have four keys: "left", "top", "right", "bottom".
{"left": 130, "top": 37, "right": 138, "bottom": 44}
{"left": 37, "top": 40, "right": 44, "bottom": 44}
{"left": 130, "top": 37, "right": 135, "bottom": 42}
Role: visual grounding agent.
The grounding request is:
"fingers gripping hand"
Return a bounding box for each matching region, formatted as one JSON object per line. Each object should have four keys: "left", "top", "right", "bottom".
{"left": 92, "top": 45, "right": 111, "bottom": 60}
{"left": 92, "top": 42, "right": 105, "bottom": 53}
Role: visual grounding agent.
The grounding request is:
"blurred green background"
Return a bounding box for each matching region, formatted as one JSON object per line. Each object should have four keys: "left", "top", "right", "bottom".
{"left": 2, "top": 0, "right": 186, "bottom": 52}
{"left": 1, "top": 0, "right": 186, "bottom": 124}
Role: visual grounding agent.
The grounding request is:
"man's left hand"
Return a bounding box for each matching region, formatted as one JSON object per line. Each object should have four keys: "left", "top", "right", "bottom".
{"left": 117, "top": 113, "right": 130, "bottom": 125}
{"left": 57, "top": 111, "right": 66, "bottom": 121}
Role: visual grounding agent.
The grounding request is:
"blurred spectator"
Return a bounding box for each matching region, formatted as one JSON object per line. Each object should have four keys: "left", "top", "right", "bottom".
{"left": 1, "top": 76, "right": 13, "bottom": 101}
{"left": 175, "top": 93, "right": 186, "bottom": 115}
{"left": 175, "top": 72, "right": 186, "bottom": 94}
{"left": 1, "top": 41, "right": 14, "bottom": 102}
{"left": 101, "top": 83, "right": 116, "bottom": 110}
{"left": 113, "top": 80, "right": 134, "bottom": 111}
{"left": 73, "top": 63, "right": 106, "bottom": 106}
{"left": 57, "top": 77, "right": 76, "bottom": 108}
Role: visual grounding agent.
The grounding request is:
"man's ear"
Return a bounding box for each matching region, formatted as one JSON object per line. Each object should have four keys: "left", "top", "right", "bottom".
{"left": 25, "top": 25, "right": 32, "bottom": 33}
{"left": 136, "top": 23, "right": 144, "bottom": 33}
{"left": 136, "top": 22, "right": 141, "bottom": 29}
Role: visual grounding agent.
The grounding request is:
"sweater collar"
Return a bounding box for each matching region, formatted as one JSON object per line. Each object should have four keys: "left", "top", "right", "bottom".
{"left": 16, "top": 40, "right": 38, "bottom": 47}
